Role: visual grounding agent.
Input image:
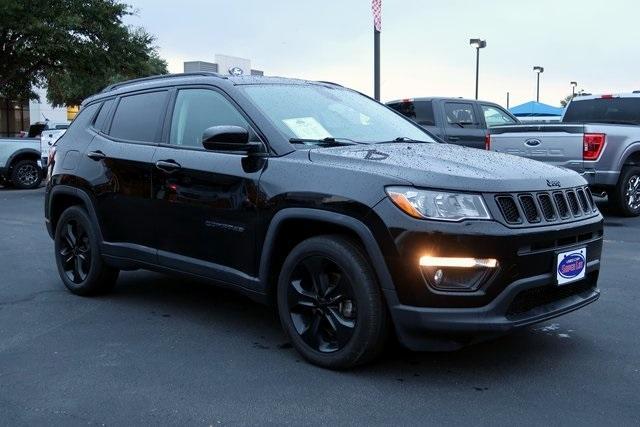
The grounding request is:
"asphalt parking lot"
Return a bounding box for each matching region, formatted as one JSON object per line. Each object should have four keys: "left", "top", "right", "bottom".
{"left": 0, "top": 187, "right": 638, "bottom": 426}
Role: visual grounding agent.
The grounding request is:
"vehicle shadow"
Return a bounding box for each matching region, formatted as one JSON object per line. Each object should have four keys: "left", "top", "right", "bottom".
{"left": 107, "top": 270, "right": 589, "bottom": 377}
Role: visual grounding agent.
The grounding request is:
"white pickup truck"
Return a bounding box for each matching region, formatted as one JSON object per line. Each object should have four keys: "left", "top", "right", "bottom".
{"left": 489, "top": 93, "right": 640, "bottom": 216}
{"left": 0, "top": 137, "right": 43, "bottom": 189}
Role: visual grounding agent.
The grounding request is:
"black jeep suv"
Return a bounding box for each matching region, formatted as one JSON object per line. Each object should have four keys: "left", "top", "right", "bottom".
{"left": 45, "top": 73, "right": 603, "bottom": 369}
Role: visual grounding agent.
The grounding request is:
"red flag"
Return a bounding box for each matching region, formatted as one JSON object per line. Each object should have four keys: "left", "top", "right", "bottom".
{"left": 372, "top": 0, "right": 382, "bottom": 32}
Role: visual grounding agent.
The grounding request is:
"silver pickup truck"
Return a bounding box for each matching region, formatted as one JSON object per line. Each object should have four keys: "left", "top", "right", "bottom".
{"left": 0, "top": 137, "right": 43, "bottom": 189}
{"left": 489, "top": 93, "right": 640, "bottom": 216}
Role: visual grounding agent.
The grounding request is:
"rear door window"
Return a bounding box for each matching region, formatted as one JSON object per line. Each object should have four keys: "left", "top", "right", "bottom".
{"left": 444, "top": 102, "right": 479, "bottom": 128}
{"left": 109, "top": 91, "right": 168, "bottom": 142}
{"left": 93, "top": 99, "right": 115, "bottom": 132}
{"left": 388, "top": 100, "right": 435, "bottom": 126}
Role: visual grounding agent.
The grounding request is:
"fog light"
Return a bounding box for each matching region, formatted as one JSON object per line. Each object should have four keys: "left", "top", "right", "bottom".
{"left": 433, "top": 269, "right": 444, "bottom": 286}
{"left": 419, "top": 256, "right": 498, "bottom": 292}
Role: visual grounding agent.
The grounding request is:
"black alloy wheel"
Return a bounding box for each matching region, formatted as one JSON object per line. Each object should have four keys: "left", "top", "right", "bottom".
{"left": 287, "top": 256, "right": 357, "bottom": 353}
{"left": 54, "top": 206, "right": 119, "bottom": 295}
{"left": 277, "top": 235, "right": 389, "bottom": 369}
{"left": 59, "top": 220, "right": 92, "bottom": 284}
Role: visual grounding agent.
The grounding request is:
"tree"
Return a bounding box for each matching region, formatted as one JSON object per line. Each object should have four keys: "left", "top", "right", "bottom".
{"left": 0, "top": 0, "right": 167, "bottom": 106}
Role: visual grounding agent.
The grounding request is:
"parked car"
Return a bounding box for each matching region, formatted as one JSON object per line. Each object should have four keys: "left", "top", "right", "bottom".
{"left": 489, "top": 93, "right": 640, "bottom": 216}
{"left": 0, "top": 136, "right": 43, "bottom": 189}
{"left": 387, "top": 97, "right": 519, "bottom": 149}
{"left": 45, "top": 73, "right": 602, "bottom": 369}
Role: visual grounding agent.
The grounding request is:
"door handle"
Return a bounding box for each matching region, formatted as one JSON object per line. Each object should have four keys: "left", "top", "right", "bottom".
{"left": 447, "top": 136, "right": 460, "bottom": 141}
{"left": 155, "top": 159, "right": 182, "bottom": 173}
{"left": 87, "top": 150, "right": 106, "bottom": 161}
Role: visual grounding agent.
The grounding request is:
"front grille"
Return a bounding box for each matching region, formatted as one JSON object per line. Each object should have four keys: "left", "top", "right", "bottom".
{"left": 519, "top": 195, "right": 540, "bottom": 223}
{"left": 576, "top": 188, "right": 590, "bottom": 213}
{"left": 585, "top": 187, "right": 596, "bottom": 211}
{"left": 566, "top": 191, "right": 581, "bottom": 216}
{"left": 506, "top": 278, "right": 596, "bottom": 318}
{"left": 537, "top": 194, "right": 556, "bottom": 220}
{"left": 496, "top": 196, "right": 521, "bottom": 224}
{"left": 494, "top": 186, "right": 596, "bottom": 226}
{"left": 553, "top": 192, "right": 570, "bottom": 218}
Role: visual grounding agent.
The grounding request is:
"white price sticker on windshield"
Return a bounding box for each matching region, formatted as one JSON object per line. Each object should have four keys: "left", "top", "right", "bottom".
{"left": 283, "top": 117, "right": 332, "bottom": 139}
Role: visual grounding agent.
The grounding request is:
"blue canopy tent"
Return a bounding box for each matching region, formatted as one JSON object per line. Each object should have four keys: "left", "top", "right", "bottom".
{"left": 509, "top": 101, "right": 564, "bottom": 117}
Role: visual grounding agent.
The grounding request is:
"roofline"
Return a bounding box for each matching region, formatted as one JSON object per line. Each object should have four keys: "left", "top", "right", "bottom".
{"left": 571, "top": 92, "right": 640, "bottom": 101}
{"left": 100, "top": 72, "right": 227, "bottom": 93}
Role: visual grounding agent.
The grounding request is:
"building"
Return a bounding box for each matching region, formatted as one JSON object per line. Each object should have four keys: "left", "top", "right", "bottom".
{"left": 1, "top": 87, "right": 72, "bottom": 137}
{"left": 184, "top": 54, "right": 263, "bottom": 77}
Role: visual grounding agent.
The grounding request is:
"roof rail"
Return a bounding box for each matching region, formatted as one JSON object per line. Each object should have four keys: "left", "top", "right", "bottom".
{"left": 100, "top": 72, "right": 226, "bottom": 93}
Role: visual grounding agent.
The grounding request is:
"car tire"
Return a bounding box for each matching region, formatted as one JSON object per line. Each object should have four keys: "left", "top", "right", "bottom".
{"left": 610, "top": 166, "right": 640, "bottom": 217}
{"left": 54, "top": 206, "right": 119, "bottom": 296}
{"left": 277, "top": 235, "right": 389, "bottom": 369}
{"left": 10, "top": 159, "right": 42, "bottom": 189}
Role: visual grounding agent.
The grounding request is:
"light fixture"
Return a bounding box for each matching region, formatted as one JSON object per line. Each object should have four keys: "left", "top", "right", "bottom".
{"left": 470, "top": 38, "right": 487, "bottom": 99}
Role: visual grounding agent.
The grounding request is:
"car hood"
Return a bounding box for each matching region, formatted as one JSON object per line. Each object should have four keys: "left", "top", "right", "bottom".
{"left": 308, "top": 143, "right": 586, "bottom": 192}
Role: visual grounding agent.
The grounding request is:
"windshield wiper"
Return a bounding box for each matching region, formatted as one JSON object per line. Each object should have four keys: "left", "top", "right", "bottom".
{"left": 374, "top": 137, "right": 432, "bottom": 144}
{"left": 289, "top": 137, "right": 361, "bottom": 146}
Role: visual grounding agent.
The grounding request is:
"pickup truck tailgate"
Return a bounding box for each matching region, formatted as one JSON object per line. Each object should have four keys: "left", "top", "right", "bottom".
{"left": 490, "top": 124, "right": 585, "bottom": 173}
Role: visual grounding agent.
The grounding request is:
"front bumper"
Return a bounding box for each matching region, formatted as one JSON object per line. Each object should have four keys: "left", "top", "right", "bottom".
{"left": 385, "top": 266, "right": 599, "bottom": 351}
{"left": 369, "top": 197, "right": 603, "bottom": 350}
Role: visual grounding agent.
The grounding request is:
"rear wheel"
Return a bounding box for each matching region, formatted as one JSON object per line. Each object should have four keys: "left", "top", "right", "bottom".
{"left": 10, "top": 159, "right": 42, "bottom": 189}
{"left": 277, "top": 235, "right": 388, "bottom": 369}
{"left": 610, "top": 166, "right": 640, "bottom": 216}
{"left": 54, "top": 206, "right": 119, "bottom": 295}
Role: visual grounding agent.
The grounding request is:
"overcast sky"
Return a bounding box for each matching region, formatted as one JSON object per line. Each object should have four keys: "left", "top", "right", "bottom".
{"left": 125, "top": 0, "right": 640, "bottom": 107}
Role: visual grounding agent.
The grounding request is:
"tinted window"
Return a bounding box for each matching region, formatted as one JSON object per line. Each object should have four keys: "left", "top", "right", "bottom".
{"left": 110, "top": 91, "right": 167, "bottom": 142}
{"left": 388, "top": 100, "right": 435, "bottom": 126}
{"left": 444, "top": 102, "right": 478, "bottom": 128}
{"left": 169, "top": 89, "right": 252, "bottom": 148}
{"left": 93, "top": 99, "right": 115, "bottom": 131}
{"left": 563, "top": 97, "right": 640, "bottom": 124}
{"left": 61, "top": 103, "right": 100, "bottom": 141}
{"left": 481, "top": 104, "right": 516, "bottom": 127}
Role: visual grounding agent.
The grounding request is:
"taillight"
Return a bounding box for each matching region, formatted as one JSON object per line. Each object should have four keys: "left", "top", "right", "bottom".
{"left": 484, "top": 133, "right": 491, "bottom": 150}
{"left": 583, "top": 133, "right": 606, "bottom": 160}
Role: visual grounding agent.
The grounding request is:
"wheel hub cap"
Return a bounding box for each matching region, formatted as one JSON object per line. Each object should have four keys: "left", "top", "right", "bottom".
{"left": 287, "top": 256, "right": 357, "bottom": 353}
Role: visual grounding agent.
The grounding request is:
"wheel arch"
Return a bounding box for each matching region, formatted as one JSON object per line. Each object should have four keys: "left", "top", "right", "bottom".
{"left": 48, "top": 185, "right": 103, "bottom": 241}
{"left": 7, "top": 148, "right": 41, "bottom": 168}
{"left": 258, "top": 208, "right": 395, "bottom": 302}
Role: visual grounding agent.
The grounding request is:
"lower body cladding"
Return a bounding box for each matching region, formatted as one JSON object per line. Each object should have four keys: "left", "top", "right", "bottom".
{"left": 371, "top": 198, "right": 603, "bottom": 351}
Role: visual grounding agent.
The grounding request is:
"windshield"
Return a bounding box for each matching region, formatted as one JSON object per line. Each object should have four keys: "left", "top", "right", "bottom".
{"left": 241, "top": 84, "right": 436, "bottom": 145}
{"left": 563, "top": 97, "right": 640, "bottom": 125}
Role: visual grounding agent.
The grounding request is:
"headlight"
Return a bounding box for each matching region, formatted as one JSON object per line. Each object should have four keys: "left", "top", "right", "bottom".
{"left": 386, "top": 187, "right": 491, "bottom": 221}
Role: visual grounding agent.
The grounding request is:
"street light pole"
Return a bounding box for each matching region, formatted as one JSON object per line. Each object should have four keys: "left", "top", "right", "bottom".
{"left": 571, "top": 81, "right": 578, "bottom": 99}
{"left": 533, "top": 66, "right": 544, "bottom": 102}
{"left": 470, "top": 39, "right": 486, "bottom": 100}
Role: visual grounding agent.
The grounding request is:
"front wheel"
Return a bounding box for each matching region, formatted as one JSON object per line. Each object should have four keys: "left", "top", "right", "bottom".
{"left": 54, "top": 206, "right": 119, "bottom": 296}
{"left": 277, "top": 235, "right": 389, "bottom": 369}
{"left": 610, "top": 166, "right": 640, "bottom": 216}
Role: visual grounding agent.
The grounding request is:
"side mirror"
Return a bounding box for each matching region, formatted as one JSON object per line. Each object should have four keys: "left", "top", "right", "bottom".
{"left": 201, "top": 125, "right": 264, "bottom": 155}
